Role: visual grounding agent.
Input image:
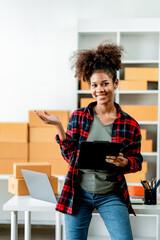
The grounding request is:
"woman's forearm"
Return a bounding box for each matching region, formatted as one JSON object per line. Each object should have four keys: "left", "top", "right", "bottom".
{"left": 56, "top": 122, "right": 66, "bottom": 141}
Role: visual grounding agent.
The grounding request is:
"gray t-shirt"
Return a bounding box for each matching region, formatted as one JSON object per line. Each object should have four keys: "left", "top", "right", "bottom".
{"left": 78, "top": 110, "right": 119, "bottom": 194}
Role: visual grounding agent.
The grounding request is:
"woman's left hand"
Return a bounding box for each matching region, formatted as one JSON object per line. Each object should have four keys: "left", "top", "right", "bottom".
{"left": 105, "top": 153, "right": 128, "bottom": 168}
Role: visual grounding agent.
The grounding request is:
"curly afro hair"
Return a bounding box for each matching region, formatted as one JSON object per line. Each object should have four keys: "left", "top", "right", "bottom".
{"left": 70, "top": 42, "right": 123, "bottom": 83}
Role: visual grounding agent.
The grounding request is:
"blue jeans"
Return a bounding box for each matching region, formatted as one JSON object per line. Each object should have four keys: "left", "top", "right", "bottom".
{"left": 65, "top": 185, "right": 133, "bottom": 240}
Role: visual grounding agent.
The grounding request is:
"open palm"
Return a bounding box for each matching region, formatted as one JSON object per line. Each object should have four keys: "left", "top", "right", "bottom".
{"left": 33, "top": 110, "right": 60, "bottom": 126}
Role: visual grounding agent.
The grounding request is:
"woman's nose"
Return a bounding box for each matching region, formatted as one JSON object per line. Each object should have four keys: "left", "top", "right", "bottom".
{"left": 97, "top": 85, "right": 104, "bottom": 92}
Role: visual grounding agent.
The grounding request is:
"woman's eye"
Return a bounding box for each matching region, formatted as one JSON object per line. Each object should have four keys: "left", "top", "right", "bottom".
{"left": 102, "top": 83, "right": 108, "bottom": 86}
{"left": 92, "top": 84, "right": 97, "bottom": 87}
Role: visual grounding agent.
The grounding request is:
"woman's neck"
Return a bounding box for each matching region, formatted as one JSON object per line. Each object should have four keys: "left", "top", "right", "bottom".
{"left": 94, "top": 102, "right": 116, "bottom": 115}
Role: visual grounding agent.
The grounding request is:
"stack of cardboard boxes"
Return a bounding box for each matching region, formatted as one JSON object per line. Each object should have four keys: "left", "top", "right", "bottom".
{"left": 0, "top": 109, "right": 154, "bottom": 199}
{"left": 80, "top": 98, "right": 95, "bottom": 108}
{"left": 121, "top": 105, "right": 158, "bottom": 121}
{"left": 8, "top": 162, "right": 58, "bottom": 195}
{"left": 125, "top": 161, "right": 147, "bottom": 183}
{"left": 80, "top": 78, "right": 90, "bottom": 90}
{"left": 79, "top": 68, "right": 159, "bottom": 116}
{"left": 80, "top": 99, "right": 158, "bottom": 121}
{"left": 28, "top": 111, "right": 69, "bottom": 175}
{"left": 125, "top": 129, "right": 149, "bottom": 183}
{"left": 119, "top": 67, "right": 158, "bottom": 90}
{"left": 0, "top": 123, "right": 28, "bottom": 174}
{"left": 140, "top": 129, "right": 153, "bottom": 153}
{"left": 80, "top": 67, "right": 159, "bottom": 91}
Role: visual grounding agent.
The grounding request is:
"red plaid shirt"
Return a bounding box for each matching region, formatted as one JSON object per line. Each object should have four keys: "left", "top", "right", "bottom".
{"left": 55, "top": 102, "right": 143, "bottom": 215}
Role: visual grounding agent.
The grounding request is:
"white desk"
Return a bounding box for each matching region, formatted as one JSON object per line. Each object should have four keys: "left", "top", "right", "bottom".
{"left": 4, "top": 196, "right": 160, "bottom": 240}
{"left": 3, "top": 195, "right": 62, "bottom": 240}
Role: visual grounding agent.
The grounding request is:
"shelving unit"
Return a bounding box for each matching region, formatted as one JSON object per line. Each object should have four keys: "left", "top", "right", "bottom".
{"left": 77, "top": 18, "right": 160, "bottom": 187}
{"left": 77, "top": 18, "right": 160, "bottom": 240}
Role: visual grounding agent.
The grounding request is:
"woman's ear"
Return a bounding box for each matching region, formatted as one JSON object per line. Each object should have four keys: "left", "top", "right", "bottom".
{"left": 114, "top": 79, "right": 119, "bottom": 89}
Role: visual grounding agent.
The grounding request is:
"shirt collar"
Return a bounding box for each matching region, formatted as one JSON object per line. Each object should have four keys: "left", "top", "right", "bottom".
{"left": 84, "top": 101, "right": 123, "bottom": 119}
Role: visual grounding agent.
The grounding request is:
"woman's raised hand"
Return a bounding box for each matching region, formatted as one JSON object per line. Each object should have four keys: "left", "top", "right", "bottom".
{"left": 33, "top": 110, "right": 61, "bottom": 126}
{"left": 33, "top": 110, "right": 66, "bottom": 140}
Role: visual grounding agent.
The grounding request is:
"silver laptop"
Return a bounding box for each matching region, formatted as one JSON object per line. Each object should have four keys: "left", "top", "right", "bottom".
{"left": 21, "top": 169, "right": 57, "bottom": 204}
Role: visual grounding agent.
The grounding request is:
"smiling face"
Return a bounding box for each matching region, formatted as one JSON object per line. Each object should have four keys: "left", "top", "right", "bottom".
{"left": 90, "top": 71, "right": 119, "bottom": 106}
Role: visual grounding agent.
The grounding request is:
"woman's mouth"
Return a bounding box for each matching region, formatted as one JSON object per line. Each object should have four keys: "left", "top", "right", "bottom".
{"left": 96, "top": 94, "right": 107, "bottom": 99}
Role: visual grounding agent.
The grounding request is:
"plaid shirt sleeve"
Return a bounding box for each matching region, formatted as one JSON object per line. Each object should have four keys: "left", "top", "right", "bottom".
{"left": 112, "top": 104, "right": 143, "bottom": 176}
{"left": 124, "top": 128, "right": 142, "bottom": 174}
{"left": 119, "top": 119, "right": 143, "bottom": 175}
{"left": 55, "top": 113, "right": 78, "bottom": 164}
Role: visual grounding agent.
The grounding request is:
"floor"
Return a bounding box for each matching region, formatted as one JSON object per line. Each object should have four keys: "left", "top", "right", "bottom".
{"left": 0, "top": 225, "right": 55, "bottom": 240}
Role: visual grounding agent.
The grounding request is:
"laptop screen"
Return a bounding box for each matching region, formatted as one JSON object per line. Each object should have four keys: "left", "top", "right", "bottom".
{"left": 21, "top": 169, "right": 57, "bottom": 204}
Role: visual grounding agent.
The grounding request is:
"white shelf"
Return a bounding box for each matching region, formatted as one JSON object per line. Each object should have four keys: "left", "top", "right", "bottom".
{"left": 0, "top": 175, "right": 12, "bottom": 180}
{"left": 122, "top": 60, "right": 159, "bottom": 64}
{"left": 78, "top": 18, "right": 160, "bottom": 32}
{"left": 128, "top": 182, "right": 141, "bottom": 186}
{"left": 138, "top": 121, "right": 158, "bottom": 125}
{"left": 77, "top": 90, "right": 91, "bottom": 94}
{"left": 142, "top": 152, "right": 158, "bottom": 156}
{"left": 119, "top": 90, "right": 159, "bottom": 94}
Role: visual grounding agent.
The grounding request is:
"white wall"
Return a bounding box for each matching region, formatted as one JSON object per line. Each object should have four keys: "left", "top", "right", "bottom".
{"left": 77, "top": 0, "right": 160, "bottom": 19}
{"left": 0, "top": 0, "right": 160, "bottom": 122}
{"left": 0, "top": 0, "right": 77, "bottom": 122}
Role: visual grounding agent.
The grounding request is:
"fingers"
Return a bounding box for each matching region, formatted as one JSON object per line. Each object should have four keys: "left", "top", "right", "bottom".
{"left": 105, "top": 157, "right": 120, "bottom": 167}
{"left": 119, "top": 152, "right": 123, "bottom": 157}
{"left": 33, "top": 110, "right": 46, "bottom": 119}
{"left": 106, "top": 156, "right": 117, "bottom": 161}
{"left": 105, "top": 156, "right": 117, "bottom": 165}
{"left": 33, "top": 110, "right": 38, "bottom": 115}
{"left": 105, "top": 155, "right": 121, "bottom": 167}
{"left": 33, "top": 110, "right": 41, "bottom": 117}
{"left": 33, "top": 110, "right": 48, "bottom": 123}
{"left": 105, "top": 153, "right": 123, "bottom": 161}
{"left": 43, "top": 111, "right": 50, "bottom": 116}
{"left": 105, "top": 152, "right": 127, "bottom": 168}
{"left": 33, "top": 110, "right": 41, "bottom": 118}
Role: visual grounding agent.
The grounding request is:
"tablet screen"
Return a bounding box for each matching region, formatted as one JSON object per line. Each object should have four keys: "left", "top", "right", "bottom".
{"left": 78, "top": 141, "right": 123, "bottom": 170}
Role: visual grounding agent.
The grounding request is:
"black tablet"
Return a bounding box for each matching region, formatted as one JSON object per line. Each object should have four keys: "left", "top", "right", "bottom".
{"left": 78, "top": 141, "right": 123, "bottom": 170}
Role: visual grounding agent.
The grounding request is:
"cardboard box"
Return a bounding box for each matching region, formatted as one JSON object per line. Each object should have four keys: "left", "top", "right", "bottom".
{"left": 29, "top": 143, "right": 62, "bottom": 159}
{"left": 0, "top": 123, "right": 28, "bottom": 142}
{"left": 80, "top": 98, "right": 95, "bottom": 108}
{"left": 50, "top": 176, "right": 58, "bottom": 194}
{"left": 141, "top": 140, "right": 153, "bottom": 152}
{"left": 125, "top": 161, "right": 147, "bottom": 183}
{"left": 119, "top": 80, "right": 147, "bottom": 90}
{"left": 128, "top": 185, "right": 144, "bottom": 197}
{"left": 140, "top": 129, "right": 147, "bottom": 140}
{"left": 29, "top": 127, "right": 60, "bottom": 143}
{"left": 51, "top": 158, "right": 69, "bottom": 175}
{"left": 0, "top": 159, "right": 28, "bottom": 174}
{"left": 0, "top": 143, "right": 28, "bottom": 159}
{"left": 13, "top": 162, "right": 51, "bottom": 179}
{"left": 8, "top": 175, "right": 58, "bottom": 195}
{"left": 121, "top": 105, "right": 158, "bottom": 121}
{"left": 126, "top": 171, "right": 146, "bottom": 183}
{"left": 8, "top": 176, "right": 29, "bottom": 195}
{"left": 124, "top": 68, "right": 158, "bottom": 81}
{"left": 29, "top": 111, "right": 69, "bottom": 128}
{"left": 29, "top": 158, "right": 69, "bottom": 176}
{"left": 80, "top": 78, "right": 90, "bottom": 90}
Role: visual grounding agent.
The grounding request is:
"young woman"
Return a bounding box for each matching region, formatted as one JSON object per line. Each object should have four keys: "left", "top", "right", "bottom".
{"left": 34, "top": 42, "right": 143, "bottom": 240}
